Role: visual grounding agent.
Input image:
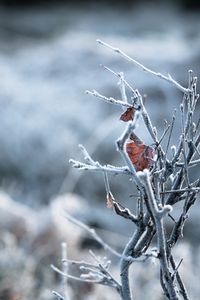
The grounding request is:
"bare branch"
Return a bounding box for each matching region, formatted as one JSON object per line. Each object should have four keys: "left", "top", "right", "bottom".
{"left": 97, "top": 39, "right": 191, "bottom": 94}
{"left": 161, "top": 187, "right": 200, "bottom": 194}
{"left": 118, "top": 72, "right": 128, "bottom": 103}
{"left": 52, "top": 291, "right": 65, "bottom": 300}
{"left": 113, "top": 201, "right": 138, "bottom": 224}
{"left": 170, "top": 256, "right": 190, "bottom": 300}
{"left": 120, "top": 227, "right": 144, "bottom": 300}
{"left": 138, "top": 170, "right": 178, "bottom": 300}
{"left": 69, "top": 159, "right": 132, "bottom": 175}
{"left": 158, "top": 123, "right": 171, "bottom": 146}
{"left": 88, "top": 250, "right": 122, "bottom": 293}
{"left": 135, "top": 89, "right": 159, "bottom": 144}
{"left": 165, "top": 110, "right": 177, "bottom": 157}
{"left": 51, "top": 264, "right": 102, "bottom": 283}
{"left": 61, "top": 242, "right": 70, "bottom": 300}
{"left": 171, "top": 258, "right": 183, "bottom": 280}
{"left": 102, "top": 65, "right": 137, "bottom": 97}
{"left": 86, "top": 89, "right": 132, "bottom": 108}
{"left": 180, "top": 104, "right": 190, "bottom": 187}
{"left": 63, "top": 211, "right": 141, "bottom": 263}
{"left": 64, "top": 211, "right": 123, "bottom": 258}
{"left": 172, "top": 135, "right": 183, "bottom": 165}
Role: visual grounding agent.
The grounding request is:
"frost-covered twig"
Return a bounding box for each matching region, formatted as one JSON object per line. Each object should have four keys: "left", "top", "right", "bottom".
{"left": 102, "top": 65, "right": 137, "bottom": 97}
{"left": 88, "top": 250, "right": 122, "bottom": 293}
{"left": 69, "top": 144, "right": 132, "bottom": 176}
{"left": 53, "top": 252, "right": 122, "bottom": 294}
{"left": 51, "top": 264, "right": 102, "bottom": 283}
{"left": 118, "top": 72, "right": 128, "bottom": 103}
{"left": 97, "top": 39, "right": 191, "bottom": 94}
{"left": 63, "top": 211, "right": 142, "bottom": 263}
{"left": 161, "top": 187, "right": 200, "bottom": 194}
{"left": 86, "top": 89, "right": 132, "bottom": 108}
{"left": 170, "top": 256, "right": 190, "bottom": 300}
{"left": 165, "top": 110, "right": 176, "bottom": 158}
{"left": 135, "top": 89, "right": 159, "bottom": 144}
{"left": 138, "top": 170, "right": 178, "bottom": 299}
{"left": 52, "top": 243, "right": 71, "bottom": 300}
{"left": 64, "top": 211, "right": 123, "bottom": 258}
{"left": 61, "top": 242, "right": 70, "bottom": 300}
{"left": 120, "top": 227, "right": 143, "bottom": 300}
{"left": 69, "top": 158, "right": 132, "bottom": 175}
{"left": 180, "top": 104, "right": 190, "bottom": 187}
{"left": 52, "top": 291, "right": 65, "bottom": 300}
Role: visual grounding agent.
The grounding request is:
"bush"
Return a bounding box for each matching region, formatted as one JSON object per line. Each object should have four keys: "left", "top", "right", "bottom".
{"left": 52, "top": 40, "right": 200, "bottom": 300}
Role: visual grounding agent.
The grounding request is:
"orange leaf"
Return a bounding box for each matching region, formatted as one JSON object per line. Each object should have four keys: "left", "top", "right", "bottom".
{"left": 120, "top": 107, "right": 135, "bottom": 122}
{"left": 106, "top": 192, "right": 114, "bottom": 209}
{"left": 126, "top": 132, "right": 155, "bottom": 171}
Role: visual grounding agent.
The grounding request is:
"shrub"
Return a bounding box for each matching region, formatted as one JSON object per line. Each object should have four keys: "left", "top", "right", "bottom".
{"left": 52, "top": 40, "right": 200, "bottom": 300}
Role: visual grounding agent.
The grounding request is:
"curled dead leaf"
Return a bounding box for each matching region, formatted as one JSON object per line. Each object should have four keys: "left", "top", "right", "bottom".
{"left": 126, "top": 132, "right": 155, "bottom": 171}
{"left": 120, "top": 107, "right": 135, "bottom": 122}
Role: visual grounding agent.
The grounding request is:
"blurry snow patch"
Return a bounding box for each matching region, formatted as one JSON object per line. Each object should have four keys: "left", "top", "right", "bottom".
{"left": 0, "top": 190, "right": 199, "bottom": 299}
{"left": 0, "top": 231, "right": 35, "bottom": 300}
{"left": 0, "top": 191, "right": 36, "bottom": 242}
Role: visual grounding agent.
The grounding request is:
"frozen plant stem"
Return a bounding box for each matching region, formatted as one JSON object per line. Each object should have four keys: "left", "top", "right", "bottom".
{"left": 120, "top": 228, "right": 143, "bottom": 300}
{"left": 61, "top": 242, "right": 70, "bottom": 300}
{"left": 118, "top": 72, "right": 128, "bottom": 103}
{"left": 64, "top": 211, "right": 141, "bottom": 263}
{"left": 138, "top": 170, "right": 178, "bottom": 300}
{"left": 86, "top": 89, "right": 132, "bottom": 108}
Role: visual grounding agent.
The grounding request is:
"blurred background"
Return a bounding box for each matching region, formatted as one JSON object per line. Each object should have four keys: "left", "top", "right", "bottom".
{"left": 0, "top": 0, "right": 200, "bottom": 299}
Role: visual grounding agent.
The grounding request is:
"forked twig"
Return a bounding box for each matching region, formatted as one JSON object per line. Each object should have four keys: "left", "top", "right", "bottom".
{"left": 97, "top": 39, "right": 192, "bottom": 94}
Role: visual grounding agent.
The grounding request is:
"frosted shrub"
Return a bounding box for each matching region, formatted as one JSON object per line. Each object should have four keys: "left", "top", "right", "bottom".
{"left": 52, "top": 40, "right": 200, "bottom": 300}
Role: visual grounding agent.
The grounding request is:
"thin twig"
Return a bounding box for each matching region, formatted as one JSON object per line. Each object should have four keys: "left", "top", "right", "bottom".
{"left": 135, "top": 90, "right": 158, "bottom": 144}
{"left": 138, "top": 170, "right": 178, "bottom": 300}
{"left": 69, "top": 158, "right": 132, "bottom": 175}
{"left": 161, "top": 187, "right": 200, "bottom": 194}
{"left": 180, "top": 104, "right": 190, "bottom": 187}
{"left": 64, "top": 211, "right": 123, "bottom": 258}
{"left": 176, "top": 159, "right": 200, "bottom": 167}
{"left": 118, "top": 72, "right": 128, "bottom": 103}
{"left": 102, "top": 65, "right": 137, "bottom": 97}
{"left": 97, "top": 39, "right": 191, "bottom": 94}
{"left": 171, "top": 258, "right": 183, "bottom": 279}
{"left": 89, "top": 250, "right": 122, "bottom": 293}
{"left": 51, "top": 264, "right": 102, "bottom": 283}
{"left": 158, "top": 123, "right": 171, "bottom": 146}
{"left": 52, "top": 291, "right": 65, "bottom": 300}
{"left": 165, "top": 110, "right": 176, "bottom": 157}
{"left": 170, "top": 256, "right": 190, "bottom": 300}
{"left": 63, "top": 211, "right": 139, "bottom": 263}
{"left": 86, "top": 89, "right": 132, "bottom": 108}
